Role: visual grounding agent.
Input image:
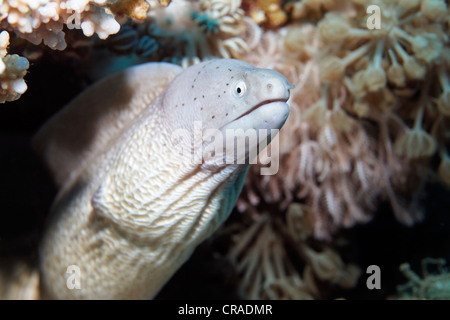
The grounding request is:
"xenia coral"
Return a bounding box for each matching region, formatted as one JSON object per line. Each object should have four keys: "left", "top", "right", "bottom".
{"left": 226, "top": 0, "right": 449, "bottom": 294}
{"left": 242, "top": 0, "right": 287, "bottom": 28}
{"left": 396, "top": 258, "right": 450, "bottom": 299}
{"left": 236, "top": 0, "right": 450, "bottom": 240}
{"left": 284, "top": 0, "right": 343, "bottom": 20}
{"left": 0, "top": 31, "right": 29, "bottom": 103}
{"left": 227, "top": 203, "right": 360, "bottom": 299}
{"left": 107, "top": 0, "right": 252, "bottom": 67}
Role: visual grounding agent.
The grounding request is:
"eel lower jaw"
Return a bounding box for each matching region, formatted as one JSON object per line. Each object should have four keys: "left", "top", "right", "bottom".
{"left": 220, "top": 100, "right": 290, "bottom": 133}
{"left": 233, "top": 99, "right": 287, "bottom": 122}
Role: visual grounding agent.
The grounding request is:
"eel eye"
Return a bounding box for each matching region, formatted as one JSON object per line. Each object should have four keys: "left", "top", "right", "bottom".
{"left": 234, "top": 81, "right": 246, "bottom": 97}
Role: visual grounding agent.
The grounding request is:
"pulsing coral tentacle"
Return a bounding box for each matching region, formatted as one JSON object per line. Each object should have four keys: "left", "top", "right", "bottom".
{"left": 216, "top": 36, "right": 248, "bottom": 59}
{"left": 394, "top": 83, "right": 437, "bottom": 159}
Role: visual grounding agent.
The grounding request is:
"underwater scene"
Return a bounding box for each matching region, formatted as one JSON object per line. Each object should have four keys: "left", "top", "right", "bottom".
{"left": 0, "top": 0, "right": 449, "bottom": 299}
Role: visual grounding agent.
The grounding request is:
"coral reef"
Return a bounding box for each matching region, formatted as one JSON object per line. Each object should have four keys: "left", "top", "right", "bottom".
{"left": 0, "top": 31, "right": 29, "bottom": 103}
{"left": 106, "top": 0, "right": 251, "bottom": 67}
{"left": 0, "top": 0, "right": 173, "bottom": 103}
{"left": 1, "top": 0, "right": 450, "bottom": 300}
{"left": 0, "top": 0, "right": 253, "bottom": 102}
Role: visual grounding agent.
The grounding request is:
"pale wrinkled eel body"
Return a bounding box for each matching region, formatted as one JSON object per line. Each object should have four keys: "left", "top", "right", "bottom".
{"left": 34, "top": 59, "right": 291, "bottom": 299}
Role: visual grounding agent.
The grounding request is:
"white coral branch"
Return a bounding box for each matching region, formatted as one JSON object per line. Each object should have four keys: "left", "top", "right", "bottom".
{"left": 0, "top": 31, "right": 29, "bottom": 103}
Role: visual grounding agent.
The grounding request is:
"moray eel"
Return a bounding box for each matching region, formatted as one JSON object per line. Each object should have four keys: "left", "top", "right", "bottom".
{"left": 34, "top": 59, "right": 292, "bottom": 299}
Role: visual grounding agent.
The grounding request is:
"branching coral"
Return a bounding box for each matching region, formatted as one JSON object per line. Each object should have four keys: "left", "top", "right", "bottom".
{"left": 0, "top": 31, "right": 29, "bottom": 103}
{"left": 0, "top": 0, "right": 172, "bottom": 103}
{"left": 106, "top": 0, "right": 251, "bottom": 67}
{"left": 396, "top": 258, "right": 450, "bottom": 299}
{"left": 0, "top": 0, "right": 127, "bottom": 50}
{"left": 0, "top": 0, "right": 173, "bottom": 50}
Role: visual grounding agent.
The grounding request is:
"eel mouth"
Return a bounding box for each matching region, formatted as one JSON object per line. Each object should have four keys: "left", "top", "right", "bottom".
{"left": 233, "top": 98, "right": 287, "bottom": 122}
{"left": 214, "top": 97, "right": 290, "bottom": 134}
